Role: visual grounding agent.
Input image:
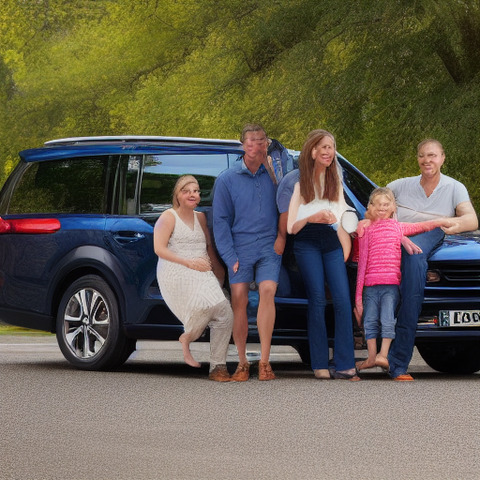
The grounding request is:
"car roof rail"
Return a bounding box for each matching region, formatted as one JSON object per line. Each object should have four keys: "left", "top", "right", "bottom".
{"left": 44, "top": 135, "right": 242, "bottom": 147}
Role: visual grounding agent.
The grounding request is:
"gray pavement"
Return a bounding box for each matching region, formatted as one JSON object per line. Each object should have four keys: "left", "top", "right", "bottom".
{"left": 1, "top": 335, "right": 479, "bottom": 480}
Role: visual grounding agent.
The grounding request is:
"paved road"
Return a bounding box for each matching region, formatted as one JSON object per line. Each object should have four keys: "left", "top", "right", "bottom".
{"left": 1, "top": 335, "right": 479, "bottom": 480}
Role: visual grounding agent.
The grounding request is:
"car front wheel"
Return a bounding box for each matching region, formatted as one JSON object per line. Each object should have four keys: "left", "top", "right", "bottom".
{"left": 56, "top": 275, "right": 135, "bottom": 370}
{"left": 417, "top": 341, "right": 480, "bottom": 374}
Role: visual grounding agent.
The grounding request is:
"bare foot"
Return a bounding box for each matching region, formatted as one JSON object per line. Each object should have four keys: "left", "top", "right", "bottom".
{"left": 356, "top": 359, "right": 376, "bottom": 370}
{"left": 375, "top": 355, "right": 389, "bottom": 369}
{"left": 314, "top": 369, "right": 331, "bottom": 379}
{"left": 179, "top": 333, "right": 201, "bottom": 368}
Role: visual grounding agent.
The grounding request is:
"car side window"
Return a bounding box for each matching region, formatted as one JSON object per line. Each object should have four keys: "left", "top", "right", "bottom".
{"left": 340, "top": 160, "right": 376, "bottom": 209}
{"left": 112, "top": 155, "right": 141, "bottom": 215}
{"left": 138, "top": 153, "right": 229, "bottom": 215}
{"left": 8, "top": 156, "right": 114, "bottom": 214}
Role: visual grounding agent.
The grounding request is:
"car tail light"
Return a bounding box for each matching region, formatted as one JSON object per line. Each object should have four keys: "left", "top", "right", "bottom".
{"left": 349, "top": 233, "right": 359, "bottom": 263}
{"left": 0, "top": 216, "right": 61, "bottom": 234}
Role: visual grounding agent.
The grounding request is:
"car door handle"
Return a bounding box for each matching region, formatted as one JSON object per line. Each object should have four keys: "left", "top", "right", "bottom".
{"left": 112, "top": 231, "right": 146, "bottom": 244}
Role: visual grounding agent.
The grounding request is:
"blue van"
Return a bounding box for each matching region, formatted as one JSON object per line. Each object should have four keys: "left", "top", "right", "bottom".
{"left": 0, "top": 136, "right": 479, "bottom": 373}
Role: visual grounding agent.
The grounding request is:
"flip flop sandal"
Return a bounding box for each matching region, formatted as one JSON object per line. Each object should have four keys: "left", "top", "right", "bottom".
{"left": 330, "top": 369, "right": 361, "bottom": 381}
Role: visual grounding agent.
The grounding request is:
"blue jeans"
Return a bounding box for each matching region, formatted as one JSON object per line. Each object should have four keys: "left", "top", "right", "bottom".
{"left": 388, "top": 228, "right": 445, "bottom": 378}
{"left": 363, "top": 285, "right": 400, "bottom": 340}
{"left": 294, "top": 224, "right": 355, "bottom": 371}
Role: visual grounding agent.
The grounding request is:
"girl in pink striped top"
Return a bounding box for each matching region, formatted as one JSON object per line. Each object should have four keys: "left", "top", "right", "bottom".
{"left": 354, "top": 188, "right": 454, "bottom": 371}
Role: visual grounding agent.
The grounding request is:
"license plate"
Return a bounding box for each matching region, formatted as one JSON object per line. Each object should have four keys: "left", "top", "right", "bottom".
{"left": 439, "top": 310, "right": 480, "bottom": 327}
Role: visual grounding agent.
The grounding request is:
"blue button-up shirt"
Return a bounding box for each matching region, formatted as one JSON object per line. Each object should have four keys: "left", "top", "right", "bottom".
{"left": 213, "top": 160, "right": 278, "bottom": 269}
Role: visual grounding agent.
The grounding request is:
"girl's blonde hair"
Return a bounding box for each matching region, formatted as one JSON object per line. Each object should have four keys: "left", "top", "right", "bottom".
{"left": 172, "top": 175, "right": 199, "bottom": 209}
{"left": 365, "top": 187, "right": 396, "bottom": 219}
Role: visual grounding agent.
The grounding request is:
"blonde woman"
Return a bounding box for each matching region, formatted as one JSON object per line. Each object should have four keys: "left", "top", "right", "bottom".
{"left": 154, "top": 175, "right": 233, "bottom": 381}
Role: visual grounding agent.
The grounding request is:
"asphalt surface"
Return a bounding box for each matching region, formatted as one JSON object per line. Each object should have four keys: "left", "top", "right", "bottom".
{"left": 1, "top": 335, "right": 479, "bottom": 480}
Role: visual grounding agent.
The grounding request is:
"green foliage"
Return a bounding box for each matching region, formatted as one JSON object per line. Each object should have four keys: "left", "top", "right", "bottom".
{"left": 0, "top": 0, "right": 479, "bottom": 212}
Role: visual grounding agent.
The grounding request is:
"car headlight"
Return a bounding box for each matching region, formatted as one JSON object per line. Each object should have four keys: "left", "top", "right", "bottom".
{"left": 426, "top": 269, "right": 441, "bottom": 283}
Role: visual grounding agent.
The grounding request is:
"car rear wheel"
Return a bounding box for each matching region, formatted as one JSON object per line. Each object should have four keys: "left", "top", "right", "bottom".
{"left": 417, "top": 341, "right": 480, "bottom": 374}
{"left": 56, "top": 275, "right": 135, "bottom": 370}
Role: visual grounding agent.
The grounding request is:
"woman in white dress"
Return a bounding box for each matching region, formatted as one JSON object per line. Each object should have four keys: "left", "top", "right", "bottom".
{"left": 154, "top": 175, "right": 233, "bottom": 381}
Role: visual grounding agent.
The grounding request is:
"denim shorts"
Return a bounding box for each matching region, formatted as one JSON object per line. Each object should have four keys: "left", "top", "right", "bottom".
{"left": 363, "top": 284, "right": 400, "bottom": 340}
{"left": 229, "top": 239, "right": 282, "bottom": 285}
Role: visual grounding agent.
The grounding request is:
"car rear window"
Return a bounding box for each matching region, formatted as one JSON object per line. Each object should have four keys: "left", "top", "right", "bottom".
{"left": 8, "top": 157, "right": 113, "bottom": 214}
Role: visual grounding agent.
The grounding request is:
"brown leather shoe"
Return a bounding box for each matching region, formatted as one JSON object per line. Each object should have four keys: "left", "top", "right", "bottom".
{"left": 258, "top": 361, "right": 276, "bottom": 381}
{"left": 231, "top": 362, "right": 250, "bottom": 382}
{"left": 208, "top": 365, "right": 232, "bottom": 382}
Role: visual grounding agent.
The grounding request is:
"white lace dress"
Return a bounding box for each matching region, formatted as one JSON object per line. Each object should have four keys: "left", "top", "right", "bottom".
{"left": 156, "top": 209, "right": 228, "bottom": 335}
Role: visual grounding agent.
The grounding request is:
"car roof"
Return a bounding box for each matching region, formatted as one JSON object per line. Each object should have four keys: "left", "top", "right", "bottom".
{"left": 44, "top": 136, "right": 242, "bottom": 147}
{"left": 19, "top": 136, "right": 244, "bottom": 163}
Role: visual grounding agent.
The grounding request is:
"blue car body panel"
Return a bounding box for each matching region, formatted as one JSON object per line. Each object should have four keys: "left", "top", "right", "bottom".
{"left": 1, "top": 137, "right": 479, "bottom": 352}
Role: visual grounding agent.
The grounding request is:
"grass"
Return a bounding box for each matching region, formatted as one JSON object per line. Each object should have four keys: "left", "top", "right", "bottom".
{"left": 0, "top": 324, "right": 53, "bottom": 336}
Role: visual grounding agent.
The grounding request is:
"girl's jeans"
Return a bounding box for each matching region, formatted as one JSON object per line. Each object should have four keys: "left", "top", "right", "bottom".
{"left": 363, "top": 284, "right": 400, "bottom": 340}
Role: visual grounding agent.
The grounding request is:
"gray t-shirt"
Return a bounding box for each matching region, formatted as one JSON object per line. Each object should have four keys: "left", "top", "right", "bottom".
{"left": 387, "top": 174, "right": 470, "bottom": 223}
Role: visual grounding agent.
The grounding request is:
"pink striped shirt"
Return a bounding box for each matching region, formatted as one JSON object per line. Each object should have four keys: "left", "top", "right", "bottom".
{"left": 355, "top": 218, "right": 439, "bottom": 303}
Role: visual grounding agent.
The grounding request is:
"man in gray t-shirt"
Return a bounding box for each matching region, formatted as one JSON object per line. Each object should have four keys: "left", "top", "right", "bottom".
{"left": 389, "top": 173, "right": 470, "bottom": 223}
{"left": 385, "top": 139, "right": 477, "bottom": 381}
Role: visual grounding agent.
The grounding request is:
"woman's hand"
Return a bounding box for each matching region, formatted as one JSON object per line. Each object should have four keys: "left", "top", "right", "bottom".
{"left": 188, "top": 257, "right": 212, "bottom": 272}
{"left": 308, "top": 209, "right": 337, "bottom": 224}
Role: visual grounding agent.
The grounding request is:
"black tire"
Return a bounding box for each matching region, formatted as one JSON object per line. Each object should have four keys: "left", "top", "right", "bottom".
{"left": 294, "top": 344, "right": 311, "bottom": 365}
{"left": 417, "top": 341, "right": 480, "bottom": 374}
{"left": 56, "top": 275, "right": 135, "bottom": 370}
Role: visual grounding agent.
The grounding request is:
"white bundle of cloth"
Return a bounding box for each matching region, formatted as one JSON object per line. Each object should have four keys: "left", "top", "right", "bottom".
{"left": 296, "top": 199, "right": 358, "bottom": 233}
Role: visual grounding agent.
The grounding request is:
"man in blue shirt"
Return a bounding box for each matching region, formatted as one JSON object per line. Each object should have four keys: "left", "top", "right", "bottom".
{"left": 213, "top": 124, "right": 282, "bottom": 381}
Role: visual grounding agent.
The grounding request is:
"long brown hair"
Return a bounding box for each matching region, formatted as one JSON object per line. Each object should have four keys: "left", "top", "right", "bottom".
{"left": 298, "top": 129, "right": 341, "bottom": 203}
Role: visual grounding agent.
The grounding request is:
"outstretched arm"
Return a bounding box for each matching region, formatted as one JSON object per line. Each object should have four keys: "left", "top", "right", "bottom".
{"left": 443, "top": 201, "right": 478, "bottom": 234}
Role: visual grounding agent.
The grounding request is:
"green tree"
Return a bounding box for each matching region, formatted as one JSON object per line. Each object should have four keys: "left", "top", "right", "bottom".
{"left": 0, "top": 0, "right": 479, "bottom": 210}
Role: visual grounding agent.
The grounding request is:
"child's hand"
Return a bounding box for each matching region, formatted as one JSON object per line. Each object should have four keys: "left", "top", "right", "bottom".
{"left": 401, "top": 236, "right": 423, "bottom": 255}
{"left": 354, "top": 301, "right": 363, "bottom": 325}
{"left": 356, "top": 219, "right": 371, "bottom": 237}
{"left": 440, "top": 218, "right": 460, "bottom": 234}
